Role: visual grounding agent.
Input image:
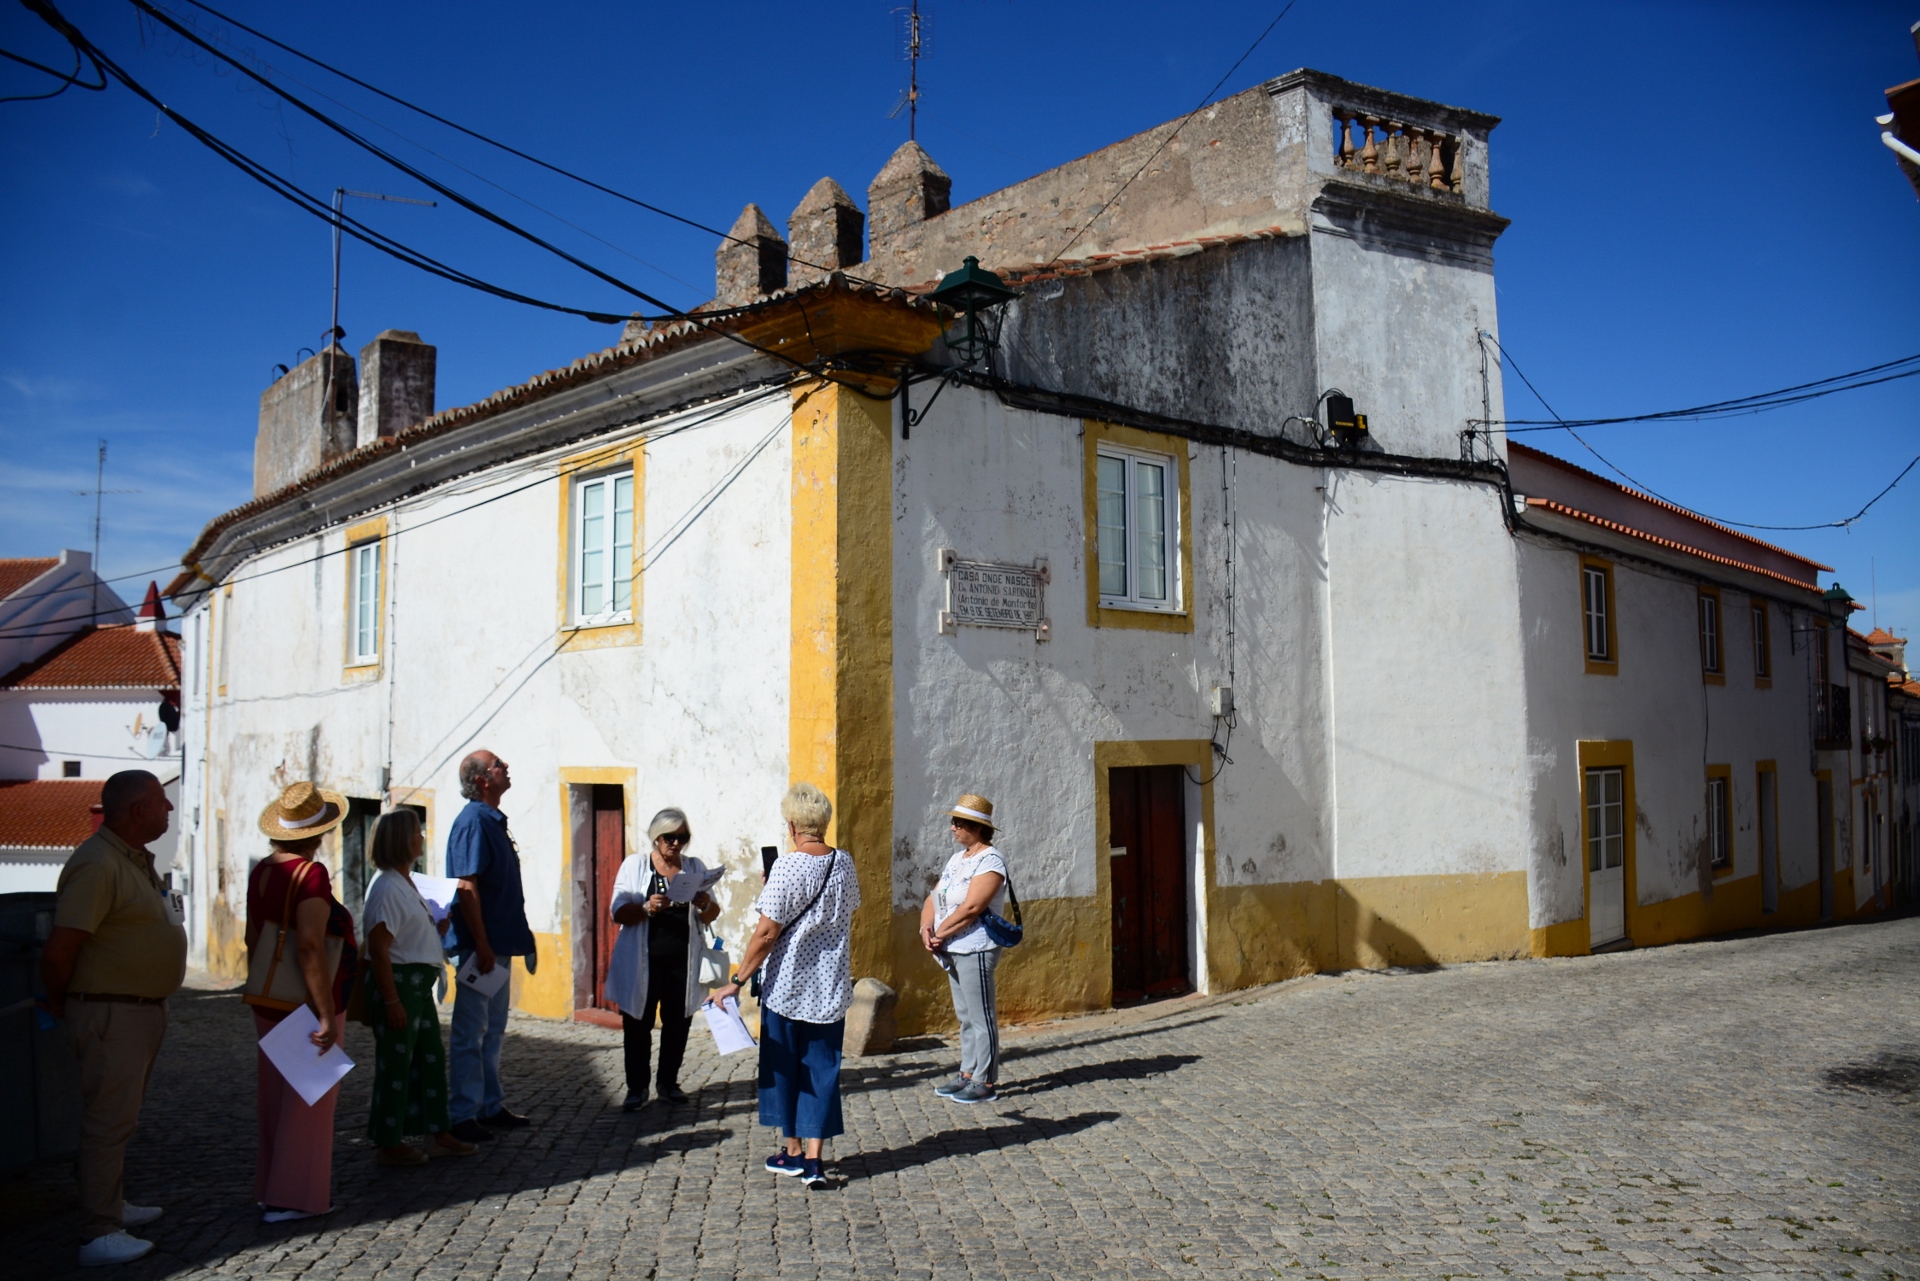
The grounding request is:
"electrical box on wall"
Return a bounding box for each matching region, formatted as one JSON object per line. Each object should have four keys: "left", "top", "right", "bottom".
{"left": 1210, "top": 685, "right": 1234, "bottom": 718}
{"left": 1325, "top": 394, "right": 1368, "bottom": 445}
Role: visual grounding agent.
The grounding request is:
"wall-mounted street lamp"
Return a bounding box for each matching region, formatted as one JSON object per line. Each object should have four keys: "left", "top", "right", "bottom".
{"left": 928, "top": 255, "right": 1019, "bottom": 365}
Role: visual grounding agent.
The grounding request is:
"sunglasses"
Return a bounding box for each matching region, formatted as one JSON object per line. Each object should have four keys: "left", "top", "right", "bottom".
{"left": 659, "top": 832, "right": 690, "bottom": 845}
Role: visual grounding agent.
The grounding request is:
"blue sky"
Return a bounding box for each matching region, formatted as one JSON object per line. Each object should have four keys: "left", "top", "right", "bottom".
{"left": 3, "top": 1, "right": 1916, "bottom": 634}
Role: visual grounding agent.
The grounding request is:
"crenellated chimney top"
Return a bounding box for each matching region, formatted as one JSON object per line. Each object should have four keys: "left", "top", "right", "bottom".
{"left": 714, "top": 202, "right": 788, "bottom": 307}
{"left": 356, "top": 329, "right": 435, "bottom": 448}
{"left": 786, "top": 178, "right": 864, "bottom": 287}
{"left": 867, "top": 140, "right": 951, "bottom": 247}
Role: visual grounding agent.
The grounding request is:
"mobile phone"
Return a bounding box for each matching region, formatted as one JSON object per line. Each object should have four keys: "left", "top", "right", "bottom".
{"left": 760, "top": 845, "right": 779, "bottom": 879}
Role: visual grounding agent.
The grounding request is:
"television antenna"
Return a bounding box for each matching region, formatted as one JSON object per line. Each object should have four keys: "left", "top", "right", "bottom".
{"left": 889, "top": 2, "right": 932, "bottom": 141}
{"left": 72, "top": 439, "right": 137, "bottom": 621}
{"left": 320, "top": 188, "right": 437, "bottom": 442}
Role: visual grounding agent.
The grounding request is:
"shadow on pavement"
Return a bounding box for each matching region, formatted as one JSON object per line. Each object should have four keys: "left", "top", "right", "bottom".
{"left": 834, "top": 1110, "right": 1122, "bottom": 1182}
{"left": 998, "top": 1053, "right": 1201, "bottom": 1098}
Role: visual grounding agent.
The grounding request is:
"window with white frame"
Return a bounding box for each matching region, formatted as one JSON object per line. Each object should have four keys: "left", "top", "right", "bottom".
{"left": 347, "top": 539, "right": 381, "bottom": 665}
{"left": 1706, "top": 773, "right": 1730, "bottom": 868}
{"left": 1585, "top": 766, "right": 1624, "bottom": 873}
{"left": 573, "top": 469, "right": 634, "bottom": 624}
{"left": 1751, "top": 600, "right": 1770, "bottom": 679}
{"left": 1698, "top": 590, "right": 1722, "bottom": 674}
{"left": 1582, "top": 564, "right": 1612, "bottom": 661}
{"left": 1095, "top": 447, "right": 1179, "bottom": 611}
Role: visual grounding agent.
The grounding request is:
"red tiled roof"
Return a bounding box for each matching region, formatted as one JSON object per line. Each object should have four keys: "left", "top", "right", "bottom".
{"left": 1864, "top": 627, "right": 1905, "bottom": 645}
{"left": 0, "top": 779, "right": 103, "bottom": 850}
{"left": 1523, "top": 498, "right": 1827, "bottom": 595}
{"left": 0, "top": 558, "right": 56, "bottom": 600}
{"left": 1508, "top": 442, "right": 1830, "bottom": 575}
{"left": 0, "top": 626, "right": 182, "bottom": 690}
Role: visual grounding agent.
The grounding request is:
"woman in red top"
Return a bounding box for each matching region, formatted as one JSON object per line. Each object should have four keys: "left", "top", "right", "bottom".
{"left": 245, "top": 782, "right": 357, "bottom": 1224}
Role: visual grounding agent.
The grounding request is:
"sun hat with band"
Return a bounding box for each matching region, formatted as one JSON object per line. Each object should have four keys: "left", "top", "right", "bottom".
{"left": 948, "top": 793, "right": 998, "bottom": 834}
{"left": 258, "top": 780, "right": 349, "bottom": 842}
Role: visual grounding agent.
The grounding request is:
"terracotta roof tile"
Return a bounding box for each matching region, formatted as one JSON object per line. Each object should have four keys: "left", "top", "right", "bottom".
{"left": 0, "top": 558, "right": 57, "bottom": 600}
{"left": 0, "top": 779, "right": 103, "bottom": 849}
{"left": 1865, "top": 627, "right": 1905, "bottom": 645}
{"left": 1, "top": 627, "right": 182, "bottom": 690}
{"left": 1524, "top": 498, "right": 1827, "bottom": 595}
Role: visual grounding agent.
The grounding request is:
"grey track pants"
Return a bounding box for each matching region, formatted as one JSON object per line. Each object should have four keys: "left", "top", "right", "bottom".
{"left": 944, "top": 948, "right": 1001, "bottom": 1084}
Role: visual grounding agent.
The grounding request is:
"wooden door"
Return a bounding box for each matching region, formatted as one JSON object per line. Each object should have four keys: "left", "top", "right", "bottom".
{"left": 591, "top": 785, "right": 625, "bottom": 1010}
{"left": 1757, "top": 768, "right": 1778, "bottom": 914}
{"left": 1816, "top": 777, "right": 1835, "bottom": 921}
{"left": 1585, "top": 766, "right": 1626, "bottom": 947}
{"left": 1108, "top": 765, "right": 1190, "bottom": 1003}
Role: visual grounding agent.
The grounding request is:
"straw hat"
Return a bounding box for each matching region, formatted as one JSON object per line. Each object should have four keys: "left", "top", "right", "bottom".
{"left": 258, "top": 781, "right": 348, "bottom": 841}
{"left": 948, "top": 793, "right": 997, "bottom": 829}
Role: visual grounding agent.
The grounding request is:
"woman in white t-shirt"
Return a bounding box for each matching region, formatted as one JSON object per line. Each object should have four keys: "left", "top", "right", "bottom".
{"left": 363, "top": 809, "right": 475, "bottom": 1166}
{"left": 920, "top": 792, "right": 1009, "bottom": 1105}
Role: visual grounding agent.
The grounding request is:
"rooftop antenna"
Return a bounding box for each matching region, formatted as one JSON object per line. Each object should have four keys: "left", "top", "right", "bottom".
{"left": 321, "top": 188, "right": 437, "bottom": 444}
{"left": 71, "top": 439, "right": 137, "bottom": 624}
{"left": 889, "top": 2, "right": 932, "bottom": 141}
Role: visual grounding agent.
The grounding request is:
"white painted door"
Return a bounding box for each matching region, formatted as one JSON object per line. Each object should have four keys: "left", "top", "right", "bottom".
{"left": 1586, "top": 766, "right": 1625, "bottom": 947}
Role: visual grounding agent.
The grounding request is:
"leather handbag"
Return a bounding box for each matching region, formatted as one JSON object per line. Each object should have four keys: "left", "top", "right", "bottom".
{"left": 980, "top": 867, "right": 1024, "bottom": 949}
{"left": 242, "top": 861, "right": 344, "bottom": 1012}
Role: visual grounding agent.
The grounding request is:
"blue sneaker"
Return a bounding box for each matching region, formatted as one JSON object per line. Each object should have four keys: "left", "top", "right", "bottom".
{"left": 948, "top": 1080, "right": 997, "bottom": 1105}
{"left": 765, "top": 1150, "right": 805, "bottom": 1177}
{"left": 801, "top": 1158, "right": 829, "bottom": 1189}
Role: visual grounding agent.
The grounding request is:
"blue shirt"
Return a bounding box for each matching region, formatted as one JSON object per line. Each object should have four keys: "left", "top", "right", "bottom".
{"left": 444, "top": 800, "right": 535, "bottom": 958}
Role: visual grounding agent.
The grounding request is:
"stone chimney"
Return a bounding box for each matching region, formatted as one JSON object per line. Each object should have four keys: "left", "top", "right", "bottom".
{"left": 254, "top": 345, "right": 356, "bottom": 498}
{"left": 356, "top": 329, "right": 436, "bottom": 447}
{"left": 867, "top": 141, "right": 951, "bottom": 247}
{"left": 786, "top": 178, "right": 864, "bottom": 287}
{"left": 714, "top": 203, "right": 788, "bottom": 306}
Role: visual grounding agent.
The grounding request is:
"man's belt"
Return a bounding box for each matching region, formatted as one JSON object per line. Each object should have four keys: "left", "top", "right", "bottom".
{"left": 70, "top": 992, "right": 168, "bottom": 1005}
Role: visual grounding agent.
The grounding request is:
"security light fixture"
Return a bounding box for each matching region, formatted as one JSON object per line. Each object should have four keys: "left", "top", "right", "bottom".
{"left": 928, "top": 255, "right": 1018, "bottom": 364}
{"left": 1324, "top": 392, "right": 1369, "bottom": 446}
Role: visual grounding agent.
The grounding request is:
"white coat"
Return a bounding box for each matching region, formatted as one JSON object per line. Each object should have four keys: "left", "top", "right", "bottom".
{"left": 603, "top": 852, "right": 714, "bottom": 1021}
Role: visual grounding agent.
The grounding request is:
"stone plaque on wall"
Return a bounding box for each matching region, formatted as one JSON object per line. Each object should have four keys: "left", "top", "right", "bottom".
{"left": 938, "top": 550, "right": 1050, "bottom": 640}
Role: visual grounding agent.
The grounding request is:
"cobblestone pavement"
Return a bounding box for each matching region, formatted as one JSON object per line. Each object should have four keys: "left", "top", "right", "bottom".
{"left": 11, "top": 916, "right": 1918, "bottom": 1280}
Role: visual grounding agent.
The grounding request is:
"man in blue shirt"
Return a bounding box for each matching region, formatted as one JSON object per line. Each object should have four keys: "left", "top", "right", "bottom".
{"left": 444, "top": 749, "right": 537, "bottom": 1142}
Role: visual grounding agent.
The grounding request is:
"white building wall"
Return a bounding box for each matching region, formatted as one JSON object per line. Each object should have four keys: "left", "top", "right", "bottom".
{"left": 0, "top": 690, "right": 170, "bottom": 780}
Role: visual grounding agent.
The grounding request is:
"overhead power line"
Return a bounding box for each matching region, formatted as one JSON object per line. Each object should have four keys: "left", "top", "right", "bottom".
{"left": 0, "top": 38, "right": 105, "bottom": 100}
{"left": 1485, "top": 333, "right": 1920, "bottom": 533}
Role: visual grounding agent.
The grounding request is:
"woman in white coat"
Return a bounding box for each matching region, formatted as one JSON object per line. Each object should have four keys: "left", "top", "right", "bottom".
{"left": 606, "top": 808, "right": 720, "bottom": 1109}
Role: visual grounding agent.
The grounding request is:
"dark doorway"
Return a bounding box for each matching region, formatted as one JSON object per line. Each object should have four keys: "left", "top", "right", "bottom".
{"left": 339, "top": 797, "right": 384, "bottom": 935}
{"left": 1108, "top": 764, "right": 1190, "bottom": 1003}
{"left": 1817, "top": 776, "right": 1835, "bottom": 921}
{"left": 590, "top": 784, "right": 626, "bottom": 1012}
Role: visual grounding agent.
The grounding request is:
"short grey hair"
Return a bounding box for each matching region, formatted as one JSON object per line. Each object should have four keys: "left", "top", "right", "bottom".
{"left": 647, "top": 807, "right": 690, "bottom": 842}
{"left": 458, "top": 752, "right": 490, "bottom": 801}
{"left": 100, "top": 770, "right": 160, "bottom": 819}
{"left": 780, "top": 782, "right": 832, "bottom": 839}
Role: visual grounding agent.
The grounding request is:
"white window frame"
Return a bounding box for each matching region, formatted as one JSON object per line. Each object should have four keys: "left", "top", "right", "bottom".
{"left": 1585, "top": 766, "right": 1624, "bottom": 872}
{"left": 1094, "top": 444, "right": 1181, "bottom": 613}
{"left": 1706, "top": 774, "right": 1730, "bottom": 868}
{"left": 1582, "top": 565, "right": 1611, "bottom": 661}
{"left": 571, "top": 468, "right": 635, "bottom": 626}
{"left": 347, "top": 539, "right": 382, "bottom": 666}
{"left": 1751, "top": 601, "right": 1769, "bottom": 679}
{"left": 1698, "top": 591, "right": 1721, "bottom": 674}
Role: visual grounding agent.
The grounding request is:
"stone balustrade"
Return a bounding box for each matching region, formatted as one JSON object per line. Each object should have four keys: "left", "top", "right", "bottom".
{"left": 1332, "top": 108, "right": 1462, "bottom": 194}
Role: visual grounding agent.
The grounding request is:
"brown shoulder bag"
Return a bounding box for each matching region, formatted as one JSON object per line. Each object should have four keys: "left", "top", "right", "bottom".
{"left": 242, "top": 860, "right": 344, "bottom": 1012}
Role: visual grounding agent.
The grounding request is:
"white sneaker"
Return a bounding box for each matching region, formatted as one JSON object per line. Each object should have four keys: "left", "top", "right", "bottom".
{"left": 121, "top": 1204, "right": 163, "bottom": 1228}
{"left": 261, "top": 1206, "right": 332, "bottom": 1224}
{"left": 78, "top": 1231, "right": 155, "bottom": 1266}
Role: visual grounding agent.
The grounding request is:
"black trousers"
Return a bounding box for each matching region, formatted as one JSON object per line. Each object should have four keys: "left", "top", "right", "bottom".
{"left": 622, "top": 947, "right": 692, "bottom": 1094}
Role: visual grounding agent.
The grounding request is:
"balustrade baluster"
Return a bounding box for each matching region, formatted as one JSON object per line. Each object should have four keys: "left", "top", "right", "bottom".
{"left": 1359, "top": 116, "right": 1379, "bottom": 173}
{"left": 1428, "top": 130, "right": 1448, "bottom": 189}
{"left": 1383, "top": 122, "right": 1403, "bottom": 176}
{"left": 1337, "top": 113, "right": 1355, "bottom": 169}
{"left": 1449, "top": 138, "right": 1464, "bottom": 192}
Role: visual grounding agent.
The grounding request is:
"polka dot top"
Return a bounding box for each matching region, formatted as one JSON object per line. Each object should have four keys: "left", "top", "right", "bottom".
{"left": 754, "top": 849, "right": 861, "bottom": 1024}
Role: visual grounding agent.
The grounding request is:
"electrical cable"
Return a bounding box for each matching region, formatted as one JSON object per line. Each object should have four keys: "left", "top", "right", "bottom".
{"left": 1484, "top": 333, "right": 1920, "bottom": 532}
{"left": 159, "top": 0, "right": 890, "bottom": 292}
{"left": 0, "top": 39, "right": 104, "bottom": 100}
{"left": 1494, "top": 352, "right": 1920, "bottom": 431}
{"left": 1043, "top": 0, "right": 1296, "bottom": 267}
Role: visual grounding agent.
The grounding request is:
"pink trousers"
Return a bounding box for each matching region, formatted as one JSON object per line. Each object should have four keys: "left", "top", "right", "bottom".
{"left": 252, "top": 1009, "right": 338, "bottom": 1214}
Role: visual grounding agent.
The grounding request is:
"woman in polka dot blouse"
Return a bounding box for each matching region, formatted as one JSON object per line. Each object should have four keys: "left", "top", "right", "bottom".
{"left": 706, "top": 782, "right": 859, "bottom": 1190}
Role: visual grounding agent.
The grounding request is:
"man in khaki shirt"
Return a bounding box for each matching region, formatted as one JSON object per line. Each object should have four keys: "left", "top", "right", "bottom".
{"left": 42, "top": 769, "right": 187, "bottom": 1268}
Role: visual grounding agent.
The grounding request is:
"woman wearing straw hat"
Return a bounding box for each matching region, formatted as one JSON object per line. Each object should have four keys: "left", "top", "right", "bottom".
{"left": 605, "top": 807, "right": 721, "bottom": 1111}
{"left": 921, "top": 793, "right": 1010, "bottom": 1105}
{"left": 245, "top": 782, "right": 357, "bottom": 1223}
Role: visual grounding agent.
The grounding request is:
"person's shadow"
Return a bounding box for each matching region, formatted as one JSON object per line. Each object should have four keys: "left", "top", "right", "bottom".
{"left": 833, "top": 1110, "right": 1121, "bottom": 1182}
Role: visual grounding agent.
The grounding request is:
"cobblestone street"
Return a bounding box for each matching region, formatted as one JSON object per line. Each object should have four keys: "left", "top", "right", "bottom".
{"left": 12, "top": 917, "right": 1918, "bottom": 1280}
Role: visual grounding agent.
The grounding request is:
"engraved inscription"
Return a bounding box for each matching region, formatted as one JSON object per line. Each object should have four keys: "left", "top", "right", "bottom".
{"left": 949, "top": 560, "right": 1044, "bottom": 630}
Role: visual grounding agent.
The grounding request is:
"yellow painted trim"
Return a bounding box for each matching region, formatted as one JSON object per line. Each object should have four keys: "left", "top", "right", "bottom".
{"left": 1751, "top": 597, "right": 1772, "bottom": 689}
{"left": 1580, "top": 556, "right": 1618, "bottom": 676}
{"left": 554, "top": 441, "right": 644, "bottom": 651}
{"left": 342, "top": 515, "right": 388, "bottom": 681}
{"left": 1083, "top": 420, "right": 1195, "bottom": 633}
{"left": 515, "top": 766, "right": 642, "bottom": 1020}
{"left": 1577, "top": 739, "right": 1636, "bottom": 948}
{"left": 1091, "top": 738, "right": 1212, "bottom": 1003}
{"left": 1698, "top": 586, "right": 1725, "bottom": 685}
{"left": 1706, "top": 763, "right": 1734, "bottom": 878}
{"left": 386, "top": 786, "right": 437, "bottom": 870}
{"left": 789, "top": 380, "right": 894, "bottom": 984}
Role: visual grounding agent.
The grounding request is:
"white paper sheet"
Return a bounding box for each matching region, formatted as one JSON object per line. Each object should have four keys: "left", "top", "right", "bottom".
{"left": 665, "top": 865, "right": 724, "bottom": 904}
{"left": 258, "top": 1005, "right": 355, "bottom": 1106}
{"left": 456, "top": 952, "right": 511, "bottom": 998}
{"left": 411, "top": 873, "right": 461, "bottom": 923}
{"left": 701, "top": 995, "right": 755, "bottom": 1055}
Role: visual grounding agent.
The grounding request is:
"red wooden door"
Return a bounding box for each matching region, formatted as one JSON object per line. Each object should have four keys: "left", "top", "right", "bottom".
{"left": 1108, "top": 765, "right": 1190, "bottom": 1002}
{"left": 591, "top": 785, "right": 625, "bottom": 1010}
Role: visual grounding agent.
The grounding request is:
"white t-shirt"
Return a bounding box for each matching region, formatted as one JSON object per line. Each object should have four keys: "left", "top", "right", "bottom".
{"left": 363, "top": 869, "right": 443, "bottom": 966}
{"left": 932, "top": 846, "right": 1009, "bottom": 954}
{"left": 754, "top": 849, "right": 860, "bottom": 1023}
